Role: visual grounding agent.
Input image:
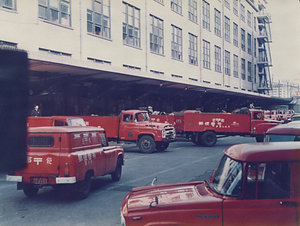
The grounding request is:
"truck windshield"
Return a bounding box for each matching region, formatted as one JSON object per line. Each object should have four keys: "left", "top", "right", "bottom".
{"left": 135, "top": 112, "right": 150, "bottom": 122}
{"left": 265, "top": 134, "right": 300, "bottom": 142}
{"left": 68, "top": 118, "right": 86, "bottom": 126}
{"left": 208, "top": 155, "right": 243, "bottom": 197}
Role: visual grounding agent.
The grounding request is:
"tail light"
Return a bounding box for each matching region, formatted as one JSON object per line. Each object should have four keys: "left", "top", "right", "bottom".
{"left": 64, "top": 163, "right": 70, "bottom": 176}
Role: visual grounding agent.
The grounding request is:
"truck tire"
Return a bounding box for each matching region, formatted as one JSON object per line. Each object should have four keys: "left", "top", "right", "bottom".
{"left": 191, "top": 133, "right": 202, "bottom": 146}
{"left": 138, "top": 135, "right": 156, "bottom": 153}
{"left": 77, "top": 172, "right": 92, "bottom": 199}
{"left": 255, "top": 135, "right": 264, "bottom": 142}
{"left": 23, "top": 184, "right": 39, "bottom": 198}
{"left": 111, "top": 158, "right": 122, "bottom": 182}
{"left": 201, "top": 131, "right": 217, "bottom": 147}
{"left": 156, "top": 142, "right": 169, "bottom": 152}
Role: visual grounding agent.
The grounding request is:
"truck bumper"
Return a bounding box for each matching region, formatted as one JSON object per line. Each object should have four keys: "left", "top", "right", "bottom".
{"left": 56, "top": 177, "right": 76, "bottom": 184}
{"left": 162, "top": 138, "right": 177, "bottom": 143}
{"left": 6, "top": 175, "right": 22, "bottom": 182}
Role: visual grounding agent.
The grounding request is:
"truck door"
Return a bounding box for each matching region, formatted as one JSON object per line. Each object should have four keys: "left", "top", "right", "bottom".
{"left": 119, "top": 113, "right": 136, "bottom": 141}
{"left": 223, "top": 161, "right": 297, "bottom": 225}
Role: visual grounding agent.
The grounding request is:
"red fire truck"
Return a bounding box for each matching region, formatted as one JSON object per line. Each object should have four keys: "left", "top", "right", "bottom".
{"left": 81, "top": 110, "right": 176, "bottom": 153}
{"left": 151, "top": 108, "right": 280, "bottom": 147}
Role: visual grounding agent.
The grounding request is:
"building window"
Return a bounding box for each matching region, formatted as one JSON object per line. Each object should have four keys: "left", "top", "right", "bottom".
{"left": 171, "top": 0, "right": 182, "bottom": 14}
{"left": 241, "top": 28, "right": 245, "bottom": 51}
{"left": 224, "top": 16, "right": 230, "bottom": 42}
{"left": 233, "top": 22, "right": 238, "bottom": 47}
{"left": 202, "top": 0, "right": 210, "bottom": 31}
{"left": 254, "top": 38, "right": 257, "bottom": 57}
{"left": 171, "top": 25, "right": 182, "bottom": 60}
{"left": 247, "top": 33, "right": 252, "bottom": 55}
{"left": 0, "top": 0, "right": 16, "bottom": 10}
{"left": 123, "top": 2, "right": 140, "bottom": 48}
{"left": 225, "top": 51, "right": 231, "bottom": 75}
{"left": 254, "top": 16, "right": 257, "bottom": 31}
{"left": 154, "top": 0, "right": 164, "bottom": 4}
{"left": 233, "top": 54, "right": 238, "bottom": 78}
{"left": 38, "top": 0, "right": 71, "bottom": 27}
{"left": 224, "top": 0, "right": 230, "bottom": 9}
{"left": 254, "top": 65, "right": 257, "bottom": 83}
{"left": 247, "top": 61, "right": 252, "bottom": 82}
{"left": 241, "top": 58, "right": 245, "bottom": 80}
{"left": 240, "top": 4, "right": 245, "bottom": 22}
{"left": 150, "top": 15, "right": 164, "bottom": 54}
{"left": 247, "top": 10, "right": 252, "bottom": 27}
{"left": 203, "top": 40, "right": 210, "bottom": 69}
{"left": 189, "top": 33, "right": 198, "bottom": 65}
{"left": 188, "top": 0, "right": 197, "bottom": 23}
{"left": 215, "top": 45, "right": 221, "bottom": 73}
{"left": 214, "top": 9, "right": 221, "bottom": 37}
{"left": 233, "top": 0, "right": 238, "bottom": 16}
{"left": 87, "top": 0, "right": 111, "bottom": 38}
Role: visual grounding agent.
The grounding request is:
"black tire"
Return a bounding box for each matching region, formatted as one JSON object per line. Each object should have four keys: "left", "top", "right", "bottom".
{"left": 156, "top": 142, "right": 169, "bottom": 152}
{"left": 111, "top": 158, "right": 122, "bottom": 182}
{"left": 138, "top": 135, "right": 156, "bottom": 153}
{"left": 77, "top": 172, "right": 92, "bottom": 199}
{"left": 255, "top": 135, "right": 264, "bottom": 142}
{"left": 201, "top": 131, "right": 217, "bottom": 147}
{"left": 23, "top": 185, "right": 39, "bottom": 198}
{"left": 191, "top": 133, "right": 202, "bottom": 146}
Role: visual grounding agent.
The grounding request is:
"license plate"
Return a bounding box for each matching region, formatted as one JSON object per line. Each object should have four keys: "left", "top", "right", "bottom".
{"left": 31, "top": 177, "right": 48, "bottom": 185}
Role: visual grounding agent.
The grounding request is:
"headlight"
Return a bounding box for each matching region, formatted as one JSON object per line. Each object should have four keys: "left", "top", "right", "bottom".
{"left": 121, "top": 212, "right": 126, "bottom": 226}
{"left": 162, "top": 129, "right": 166, "bottom": 138}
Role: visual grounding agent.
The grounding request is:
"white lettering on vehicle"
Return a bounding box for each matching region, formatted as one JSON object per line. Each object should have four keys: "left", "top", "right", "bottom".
{"left": 27, "top": 156, "right": 32, "bottom": 163}
{"left": 34, "top": 158, "right": 43, "bottom": 165}
{"left": 46, "top": 157, "right": 53, "bottom": 165}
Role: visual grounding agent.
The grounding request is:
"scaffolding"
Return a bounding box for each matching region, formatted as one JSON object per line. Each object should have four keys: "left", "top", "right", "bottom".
{"left": 257, "top": 2, "right": 273, "bottom": 94}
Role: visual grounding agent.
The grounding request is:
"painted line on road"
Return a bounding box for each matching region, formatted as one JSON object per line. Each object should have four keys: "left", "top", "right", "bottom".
{"left": 107, "top": 153, "right": 220, "bottom": 191}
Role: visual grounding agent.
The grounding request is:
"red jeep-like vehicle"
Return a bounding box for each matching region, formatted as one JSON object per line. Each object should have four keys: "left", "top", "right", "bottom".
{"left": 81, "top": 110, "right": 176, "bottom": 153}
{"left": 27, "top": 116, "right": 86, "bottom": 127}
{"left": 151, "top": 108, "right": 280, "bottom": 147}
{"left": 121, "top": 142, "right": 300, "bottom": 226}
{"left": 7, "top": 126, "right": 124, "bottom": 199}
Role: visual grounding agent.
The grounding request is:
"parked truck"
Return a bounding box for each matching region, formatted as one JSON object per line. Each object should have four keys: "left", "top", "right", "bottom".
{"left": 7, "top": 126, "right": 124, "bottom": 199}
{"left": 151, "top": 108, "right": 280, "bottom": 147}
{"left": 81, "top": 110, "right": 176, "bottom": 153}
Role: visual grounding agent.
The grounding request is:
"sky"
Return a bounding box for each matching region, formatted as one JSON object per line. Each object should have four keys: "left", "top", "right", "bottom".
{"left": 266, "top": 0, "right": 300, "bottom": 85}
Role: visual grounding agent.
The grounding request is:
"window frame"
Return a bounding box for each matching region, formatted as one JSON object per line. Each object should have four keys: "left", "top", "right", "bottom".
{"left": 225, "top": 50, "right": 231, "bottom": 76}
{"left": 171, "top": 24, "right": 182, "bottom": 61}
{"left": 215, "top": 45, "right": 221, "bottom": 73}
{"left": 0, "top": 0, "right": 16, "bottom": 10}
{"left": 150, "top": 14, "right": 164, "bottom": 55}
{"left": 188, "top": 0, "right": 197, "bottom": 23}
{"left": 202, "top": 0, "right": 210, "bottom": 31}
{"left": 214, "top": 8, "right": 221, "bottom": 37}
{"left": 203, "top": 39, "right": 211, "bottom": 69}
{"left": 122, "top": 2, "right": 141, "bottom": 48}
{"left": 233, "top": 54, "right": 238, "bottom": 78}
{"left": 188, "top": 33, "right": 198, "bottom": 65}
{"left": 38, "top": 0, "right": 71, "bottom": 27}
{"left": 224, "top": 16, "right": 230, "bottom": 42}
{"left": 171, "top": 0, "right": 182, "bottom": 15}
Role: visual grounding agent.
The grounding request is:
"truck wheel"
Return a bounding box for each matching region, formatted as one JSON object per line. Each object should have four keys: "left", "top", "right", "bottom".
{"left": 201, "top": 131, "right": 217, "bottom": 147}
{"left": 111, "top": 158, "right": 122, "bottom": 182}
{"left": 23, "top": 185, "right": 39, "bottom": 198}
{"left": 192, "top": 134, "right": 202, "bottom": 146}
{"left": 138, "top": 135, "right": 156, "bottom": 153}
{"left": 156, "top": 143, "right": 169, "bottom": 152}
{"left": 77, "top": 172, "right": 92, "bottom": 199}
{"left": 255, "top": 135, "right": 264, "bottom": 142}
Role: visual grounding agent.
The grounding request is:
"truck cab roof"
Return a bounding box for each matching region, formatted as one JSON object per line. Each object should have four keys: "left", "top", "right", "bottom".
{"left": 28, "top": 126, "right": 105, "bottom": 133}
{"left": 225, "top": 142, "right": 300, "bottom": 162}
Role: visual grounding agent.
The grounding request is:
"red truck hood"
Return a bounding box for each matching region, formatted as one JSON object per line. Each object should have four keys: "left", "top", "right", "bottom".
{"left": 126, "top": 181, "right": 221, "bottom": 212}
{"left": 145, "top": 122, "right": 173, "bottom": 129}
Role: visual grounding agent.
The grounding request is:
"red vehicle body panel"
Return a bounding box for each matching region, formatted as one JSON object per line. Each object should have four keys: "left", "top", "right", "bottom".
{"left": 184, "top": 111, "right": 251, "bottom": 134}
{"left": 150, "top": 114, "right": 184, "bottom": 133}
{"left": 121, "top": 142, "right": 300, "bottom": 226}
{"left": 81, "top": 115, "right": 119, "bottom": 138}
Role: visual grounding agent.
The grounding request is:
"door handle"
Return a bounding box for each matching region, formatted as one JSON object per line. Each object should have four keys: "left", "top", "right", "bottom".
{"left": 280, "top": 201, "right": 297, "bottom": 207}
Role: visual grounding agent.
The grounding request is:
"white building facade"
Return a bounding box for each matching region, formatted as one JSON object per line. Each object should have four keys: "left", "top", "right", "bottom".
{"left": 0, "top": 0, "right": 267, "bottom": 92}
